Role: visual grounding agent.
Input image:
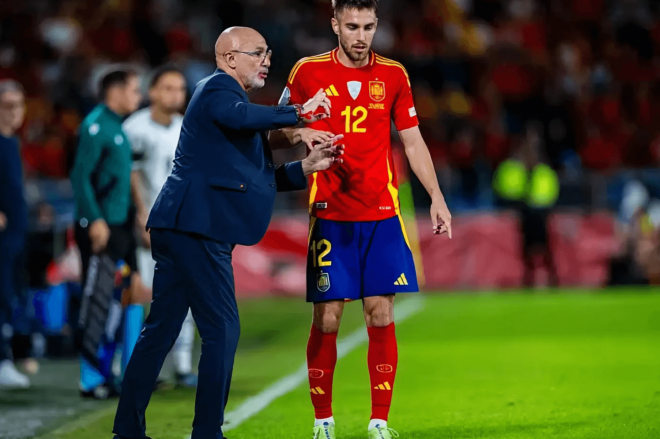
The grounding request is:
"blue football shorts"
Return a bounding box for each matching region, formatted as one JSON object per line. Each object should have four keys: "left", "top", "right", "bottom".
{"left": 306, "top": 215, "right": 419, "bottom": 303}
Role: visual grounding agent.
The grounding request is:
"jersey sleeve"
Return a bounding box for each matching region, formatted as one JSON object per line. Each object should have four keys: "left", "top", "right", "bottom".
{"left": 391, "top": 67, "right": 419, "bottom": 132}
{"left": 280, "top": 59, "right": 308, "bottom": 106}
{"left": 123, "top": 119, "right": 148, "bottom": 172}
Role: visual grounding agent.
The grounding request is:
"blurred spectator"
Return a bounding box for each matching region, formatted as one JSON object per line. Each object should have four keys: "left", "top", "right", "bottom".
{"left": 0, "top": 79, "right": 31, "bottom": 388}
{"left": 493, "top": 123, "right": 559, "bottom": 287}
{"left": 3, "top": 0, "right": 660, "bottom": 292}
{"left": 608, "top": 179, "right": 656, "bottom": 285}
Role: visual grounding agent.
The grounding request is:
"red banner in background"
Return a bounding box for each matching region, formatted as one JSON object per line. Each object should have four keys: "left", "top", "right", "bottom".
{"left": 232, "top": 212, "right": 617, "bottom": 297}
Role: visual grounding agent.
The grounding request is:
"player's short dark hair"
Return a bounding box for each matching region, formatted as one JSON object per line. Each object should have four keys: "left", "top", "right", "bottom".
{"left": 99, "top": 68, "right": 137, "bottom": 101}
{"left": 332, "top": 0, "right": 378, "bottom": 16}
{"left": 149, "top": 65, "right": 184, "bottom": 89}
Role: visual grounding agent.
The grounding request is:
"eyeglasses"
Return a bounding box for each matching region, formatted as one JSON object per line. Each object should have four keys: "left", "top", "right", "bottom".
{"left": 230, "top": 49, "right": 272, "bottom": 63}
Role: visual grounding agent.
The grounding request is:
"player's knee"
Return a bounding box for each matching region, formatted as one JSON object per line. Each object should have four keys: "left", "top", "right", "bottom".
{"left": 366, "top": 310, "right": 393, "bottom": 327}
{"left": 314, "top": 313, "right": 341, "bottom": 333}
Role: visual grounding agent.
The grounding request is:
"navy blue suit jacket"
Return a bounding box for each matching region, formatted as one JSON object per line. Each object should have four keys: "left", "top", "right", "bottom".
{"left": 147, "top": 70, "right": 306, "bottom": 246}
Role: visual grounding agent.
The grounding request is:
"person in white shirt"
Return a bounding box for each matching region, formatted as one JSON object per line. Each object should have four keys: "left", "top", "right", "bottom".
{"left": 123, "top": 66, "right": 198, "bottom": 387}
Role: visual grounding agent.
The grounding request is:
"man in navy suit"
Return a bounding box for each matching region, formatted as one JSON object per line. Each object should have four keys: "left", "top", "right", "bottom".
{"left": 0, "top": 80, "right": 31, "bottom": 389}
{"left": 113, "top": 27, "right": 343, "bottom": 439}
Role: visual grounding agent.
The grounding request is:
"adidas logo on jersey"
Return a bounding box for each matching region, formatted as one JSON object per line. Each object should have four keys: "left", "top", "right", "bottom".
{"left": 310, "top": 387, "right": 326, "bottom": 394}
{"left": 373, "top": 381, "right": 392, "bottom": 390}
{"left": 324, "top": 85, "right": 339, "bottom": 96}
{"left": 394, "top": 273, "right": 409, "bottom": 286}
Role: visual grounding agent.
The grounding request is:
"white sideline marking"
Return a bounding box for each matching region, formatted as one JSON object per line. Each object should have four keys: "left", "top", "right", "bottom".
{"left": 189, "top": 294, "right": 426, "bottom": 437}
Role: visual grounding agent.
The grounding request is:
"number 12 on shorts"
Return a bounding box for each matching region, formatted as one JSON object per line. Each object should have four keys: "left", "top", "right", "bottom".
{"left": 311, "top": 239, "right": 332, "bottom": 267}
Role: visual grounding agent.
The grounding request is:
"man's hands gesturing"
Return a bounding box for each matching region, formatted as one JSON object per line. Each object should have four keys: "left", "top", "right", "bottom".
{"left": 302, "top": 134, "right": 344, "bottom": 176}
{"left": 298, "top": 128, "right": 335, "bottom": 150}
{"left": 298, "top": 89, "right": 331, "bottom": 123}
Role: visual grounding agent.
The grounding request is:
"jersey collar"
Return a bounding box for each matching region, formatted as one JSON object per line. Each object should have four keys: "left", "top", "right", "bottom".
{"left": 100, "top": 103, "right": 124, "bottom": 124}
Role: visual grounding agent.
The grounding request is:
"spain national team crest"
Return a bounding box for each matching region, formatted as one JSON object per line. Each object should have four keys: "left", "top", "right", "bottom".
{"left": 317, "top": 272, "right": 330, "bottom": 292}
{"left": 369, "top": 81, "right": 386, "bottom": 102}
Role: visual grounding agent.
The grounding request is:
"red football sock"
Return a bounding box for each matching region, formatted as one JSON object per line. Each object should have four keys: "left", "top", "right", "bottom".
{"left": 307, "top": 324, "right": 338, "bottom": 419}
{"left": 368, "top": 323, "right": 398, "bottom": 421}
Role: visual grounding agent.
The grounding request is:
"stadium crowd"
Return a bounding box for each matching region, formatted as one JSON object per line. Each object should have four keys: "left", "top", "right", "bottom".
{"left": 3, "top": 0, "right": 660, "bottom": 386}
{"left": 3, "top": 0, "right": 660, "bottom": 202}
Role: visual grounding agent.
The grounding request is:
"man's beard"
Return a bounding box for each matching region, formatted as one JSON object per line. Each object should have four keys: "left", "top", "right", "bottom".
{"left": 248, "top": 75, "right": 266, "bottom": 90}
{"left": 340, "top": 38, "right": 369, "bottom": 62}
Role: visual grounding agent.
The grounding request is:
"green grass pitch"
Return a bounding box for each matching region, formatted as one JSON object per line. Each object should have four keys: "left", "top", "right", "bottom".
{"left": 36, "top": 290, "right": 660, "bottom": 439}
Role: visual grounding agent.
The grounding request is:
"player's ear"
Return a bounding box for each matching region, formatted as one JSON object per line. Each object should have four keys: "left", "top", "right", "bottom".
{"left": 331, "top": 17, "right": 340, "bottom": 36}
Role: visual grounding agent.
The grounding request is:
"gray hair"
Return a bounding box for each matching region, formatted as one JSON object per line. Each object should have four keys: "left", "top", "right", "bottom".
{"left": 0, "top": 79, "right": 24, "bottom": 101}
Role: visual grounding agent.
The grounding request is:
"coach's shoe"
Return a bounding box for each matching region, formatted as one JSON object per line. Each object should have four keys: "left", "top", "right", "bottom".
{"left": 368, "top": 425, "right": 399, "bottom": 439}
{"left": 175, "top": 372, "right": 198, "bottom": 388}
{"left": 313, "top": 421, "right": 335, "bottom": 439}
{"left": 0, "top": 360, "right": 30, "bottom": 389}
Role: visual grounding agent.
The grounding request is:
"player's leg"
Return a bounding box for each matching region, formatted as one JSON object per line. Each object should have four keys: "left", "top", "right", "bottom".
{"left": 121, "top": 239, "right": 145, "bottom": 377}
{"left": 306, "top": 217, "right": 361, "bottom": 438}
{"left": 308, "top": 300, "right": 344, "bottom": 434}
{"left": 363, "top": 294, "right": 397, "bottom": 433}
{"left": 361, "top": 216, "right": 419, "bottom": 437}
{"left": 172, "top": 309, "right": 197, "bottom": 386}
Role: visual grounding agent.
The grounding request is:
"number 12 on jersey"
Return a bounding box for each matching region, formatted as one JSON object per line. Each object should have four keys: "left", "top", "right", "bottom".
{"left": 311, "top": 239, "right": 332, "bottom": 267}
{"left": 341, "top": 106, "right": 367, "bottom": 133}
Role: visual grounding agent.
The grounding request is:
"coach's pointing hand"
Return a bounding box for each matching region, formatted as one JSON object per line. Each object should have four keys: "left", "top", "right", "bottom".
{"left": 298, "top": 88, "right": 331, "bottom": 123}
{"left": 302, "top": 134, "right": 344, "bottom": 175}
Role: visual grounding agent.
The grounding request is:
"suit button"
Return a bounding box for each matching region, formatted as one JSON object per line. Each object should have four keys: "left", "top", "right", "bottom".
{"left": 270, "top": 183, "right": 276, "bottom": 187}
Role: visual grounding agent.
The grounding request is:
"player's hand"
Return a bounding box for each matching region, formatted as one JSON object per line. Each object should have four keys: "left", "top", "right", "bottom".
{"left": 0, "top": 211, "right": 6, "bottom": 231}
{"left": 89, "top": 218, "right": 111, "bottom": 253}
{"left": 431, "top": 197, "right": 452, "bottom": 238}
{"left": 302, "top": 134, "right": 345, "bottom": 175}
{"left": 298, "top": 128, "right": 336, "bottom": 150}
{"left": 300, "top": 88, "right": 331, "bottom": 123}
{"left": 141, "top": 229, "right": 151, "bottom": 249}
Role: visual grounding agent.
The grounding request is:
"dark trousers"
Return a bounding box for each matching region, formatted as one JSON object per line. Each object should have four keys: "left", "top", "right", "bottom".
{"left": 521, "top": 207, "right": 558, "bottom": 287}
{"left": 113, "top": 229, "right": 239, "bottom": 439}
{"left": 0, "top": 237, "right": 26, "bottom": 362}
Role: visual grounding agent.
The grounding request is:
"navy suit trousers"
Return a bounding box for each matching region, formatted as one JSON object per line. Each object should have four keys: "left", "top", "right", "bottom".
{"left": 113, "top": 229, "right": 238, "bottom": 439}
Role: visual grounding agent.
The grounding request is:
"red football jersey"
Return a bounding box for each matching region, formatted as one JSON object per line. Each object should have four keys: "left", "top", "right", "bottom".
{"left": 283, "top": 48, "right": 419, "bottom": 221}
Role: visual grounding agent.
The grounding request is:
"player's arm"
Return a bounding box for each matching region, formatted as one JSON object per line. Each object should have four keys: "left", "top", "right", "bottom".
{"left": 124, "top": 122, "right": 152, "bottom": 247}
{"left": 124, "top": 125, "right": 149, "bottom": 227}
{"left": 391, "top": 66, "right": 452, "bottom": 238}
{"left": 399, "top": 126, "right": 451, "bottom": 238}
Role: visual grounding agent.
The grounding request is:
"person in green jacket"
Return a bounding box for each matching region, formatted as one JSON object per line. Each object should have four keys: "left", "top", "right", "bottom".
{"left": 70, "top": 67, "right": 142, "bottom": 398}
{"left": 493, "top": 127, "right": 560, "bottom": 288}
